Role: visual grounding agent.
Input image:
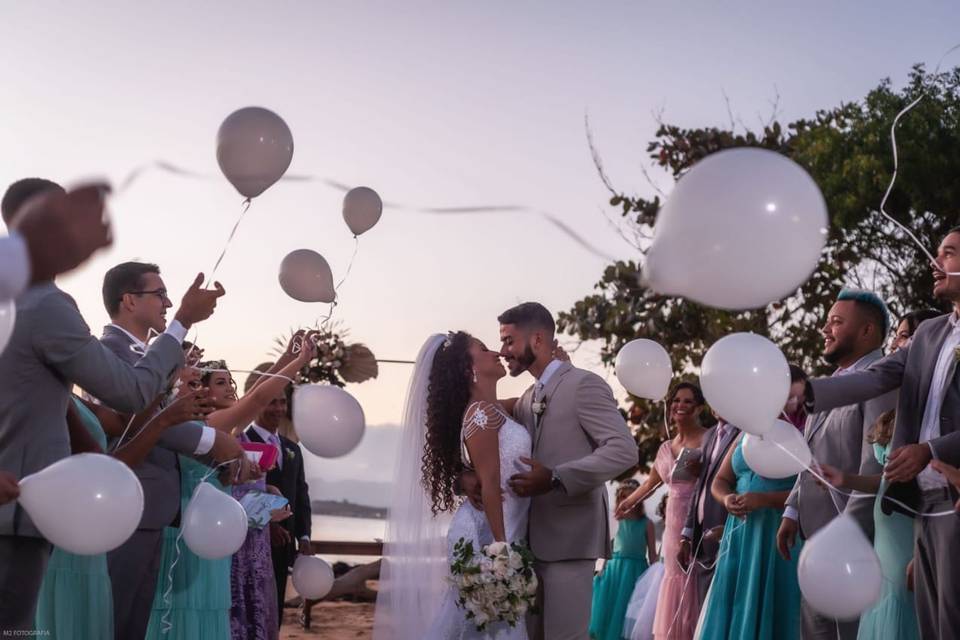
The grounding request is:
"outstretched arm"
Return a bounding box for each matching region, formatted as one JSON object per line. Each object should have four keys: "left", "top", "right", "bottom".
{"left": 614, "top": 465, "right": 662, "bottom": 520}
{"left": 206, "top": 335, "right": 316, "bottom": 434}
{"left": 808, "top": 348, "right": 907, "bottom": 414}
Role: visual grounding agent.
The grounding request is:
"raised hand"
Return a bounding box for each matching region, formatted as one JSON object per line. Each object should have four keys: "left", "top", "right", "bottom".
{"left": 13, "top": 182, "right": 113, "bottom": 283}
{"left": 160, "top": 388, "right": 213, "bottom": 425}
{"left": 174, "top": 273, "right": 226, "bottom": 329}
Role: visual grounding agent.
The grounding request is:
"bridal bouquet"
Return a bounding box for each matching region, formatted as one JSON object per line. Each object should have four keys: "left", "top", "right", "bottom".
{"left": 449, "top": 538, "right": 538, "bottom": 631}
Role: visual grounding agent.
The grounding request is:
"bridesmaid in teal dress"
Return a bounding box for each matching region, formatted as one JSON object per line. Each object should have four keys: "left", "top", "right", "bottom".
{"left": 820, "top": 410, "right": 918, "bottom": 640}
{"left": 144, "top": 452, "right": 232, "bottom": 640}
{"left": 35, "top": 398, "right": 114, "bottom": 639}
{"left": 697, "top": 435, "right": 802, "bottom": 640}
{"left": 589, "top": 481, "right": 656, "bottom": 640}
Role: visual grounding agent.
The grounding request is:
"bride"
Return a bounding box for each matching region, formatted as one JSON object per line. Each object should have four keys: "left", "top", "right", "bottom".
{"left": 373, "top": 332, "right": 532, "bottom": 640}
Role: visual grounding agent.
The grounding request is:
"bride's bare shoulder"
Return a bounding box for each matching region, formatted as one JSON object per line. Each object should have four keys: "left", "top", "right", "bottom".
{"left": 462, "top": 401, "right": 507, "bottom": 439}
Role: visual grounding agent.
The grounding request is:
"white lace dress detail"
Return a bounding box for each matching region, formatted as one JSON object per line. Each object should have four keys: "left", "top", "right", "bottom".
{"left": 425, "top": 402, "right": 532, "bottom": 639}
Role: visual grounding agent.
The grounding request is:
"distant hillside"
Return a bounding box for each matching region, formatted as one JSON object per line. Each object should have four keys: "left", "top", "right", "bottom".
{"left": 311, "top": 499, "right": 387, "bottom": 520}
{"left": 305, "top": 478, "right": 391, "bottom": 509}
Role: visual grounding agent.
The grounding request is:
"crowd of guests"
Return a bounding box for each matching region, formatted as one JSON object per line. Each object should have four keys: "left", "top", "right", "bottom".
{"left": 0, "top": 178, "right": 314, "bottom": 640}
{"left": 587, "top": 225, "right": 960, "bottom": 640}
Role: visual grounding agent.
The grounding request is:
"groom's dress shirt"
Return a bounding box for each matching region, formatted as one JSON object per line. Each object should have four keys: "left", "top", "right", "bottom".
{"left": 0, "top": 234, "right": 29, "bottom": 302}
{"left": 916, "top": 313, "right": 960, "bottom": 490}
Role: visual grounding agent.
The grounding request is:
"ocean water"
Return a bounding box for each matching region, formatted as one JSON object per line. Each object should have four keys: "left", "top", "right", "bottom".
{"left": 311, "top": 514, "right": 385, "bottom": 565}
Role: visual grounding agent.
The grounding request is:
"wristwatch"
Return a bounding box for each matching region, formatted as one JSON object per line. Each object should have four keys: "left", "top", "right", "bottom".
{"left": 550, "top": 468, "right": 566, "bottom": 493}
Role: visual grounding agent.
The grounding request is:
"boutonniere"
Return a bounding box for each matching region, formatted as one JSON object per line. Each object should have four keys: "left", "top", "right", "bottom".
{"left": 532, "top": 398, "right": 547, "bottom": 417}
{"left": 285, "top": 448, "right": 296, "bottom": 462}
{"left": 954, "top": 346, "right": 960, "bottom": 364}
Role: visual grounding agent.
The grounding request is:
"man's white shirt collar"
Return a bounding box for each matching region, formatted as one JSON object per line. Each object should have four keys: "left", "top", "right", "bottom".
{"left": 537, "top": 359, "right": 564, "bottom": 387}
{"left": 108, "top": 323, "right": 147, "bottom": 351}
{"left": 250, "top": 423, "right": 278, "bottom": 443}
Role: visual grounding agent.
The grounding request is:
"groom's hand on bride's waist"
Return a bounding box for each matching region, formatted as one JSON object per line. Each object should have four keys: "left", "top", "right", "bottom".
{"left": 509, "top": 457, "right": 554, "bottom": 497}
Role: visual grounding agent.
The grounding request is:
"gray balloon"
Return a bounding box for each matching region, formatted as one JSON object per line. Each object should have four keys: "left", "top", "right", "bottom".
{"left": 217, "top": 106, "right": 294, "bottom": 199}
{"left": 278, "top": 249, "right": 335, "bottom": 303}
{"left": 342, "top": 186, "right": 382, "bottom": 236}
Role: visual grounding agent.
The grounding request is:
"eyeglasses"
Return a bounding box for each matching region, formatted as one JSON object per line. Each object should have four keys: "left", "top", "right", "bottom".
{"left": 124, "top": 288, "right": 170, "bottom": 302}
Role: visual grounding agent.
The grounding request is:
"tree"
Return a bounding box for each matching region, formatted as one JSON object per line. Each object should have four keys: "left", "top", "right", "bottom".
{"left": 560, "top": 65, "right": 960, "bottom": 472}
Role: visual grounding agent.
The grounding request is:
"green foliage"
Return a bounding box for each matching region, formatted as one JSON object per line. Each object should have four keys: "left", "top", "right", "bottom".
{"left": 561, "top": 65, "right": 960, "bottom": 472}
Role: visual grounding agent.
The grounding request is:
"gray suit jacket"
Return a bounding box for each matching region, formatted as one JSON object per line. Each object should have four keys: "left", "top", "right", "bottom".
{"left": 100, "top": 325, "right": 206, "bottom": 530}
{"left": 682, "top": 423, "right": 739, "bottom": 554}
{"left": 810, "top": 314, "right": 960, "bottom": 503}
{"left": 0, "top": 284, "right": 183, "bottom": 537}
{"left": 513, "top": 362, "right": 638, "bottom": 562}
{"left": 787, "top": 349, "right": 897, "bottom": 539}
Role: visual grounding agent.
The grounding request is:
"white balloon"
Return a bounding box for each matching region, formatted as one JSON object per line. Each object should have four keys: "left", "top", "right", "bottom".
{"left": 742, "top": 420, "right": 811, "bottom": 478}
{"left": 292, "top": 384, "right": 366, "bottom": 458}
{"left": 17, "top": 453, "right": 144, "bottom": 555}
{"left": 292, "top": 555, "right": 335, "bottom": 600}
{"left": 343, "top": 187, "right": 383, "bottom": 236}
{"left": 614, "top": 339, "right": 672, "bottom": 400}
{"left": 644, "top": 148, "right": 828, "bottom": 310}
{"left": 798, "top": 514, "right": 882, "bottom": 620}
{"left": 182, "top": 482, "right": 248, "bottom": 560}
{"left": 216, "top": 106, "right": 294, "bottom": 199}
{"left": 701, "top": 333, "right": 789, "bottom": 436}
{"left": 0, "top": 300, "right": 14, "bottom": 355}
{"left": 279, "top": 249, "right": 336, "bottom": 303}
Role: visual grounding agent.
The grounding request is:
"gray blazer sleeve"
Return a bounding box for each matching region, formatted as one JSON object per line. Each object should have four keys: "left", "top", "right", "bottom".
{"left": 810, "top": 349, "right": 907, "bottom": 413}
{"left": 930, "top": 432, "right": 960, "bottom": 466}
{"left": 34, "top": 292, "right": 184, "bottom": 414}
{"left": 157, "top": 422, "right": 206, "bottom": 456}
{"left": 554, "top": 373, "right": 638, "bottom": 496}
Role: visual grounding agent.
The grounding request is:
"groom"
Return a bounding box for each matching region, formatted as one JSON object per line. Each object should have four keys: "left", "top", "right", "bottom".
{"left": 497, "top": 302, "right": 637, "bottom": 640}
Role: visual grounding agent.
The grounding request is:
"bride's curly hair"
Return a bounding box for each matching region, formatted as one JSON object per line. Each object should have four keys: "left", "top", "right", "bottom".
{"left": 421, "top": 331, "right": 474, "bottom": 515}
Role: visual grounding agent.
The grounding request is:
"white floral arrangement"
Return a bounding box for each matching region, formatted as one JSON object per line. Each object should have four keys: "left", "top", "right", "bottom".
{"left": 449, "top": 538, "right": 538, "bottom": 631}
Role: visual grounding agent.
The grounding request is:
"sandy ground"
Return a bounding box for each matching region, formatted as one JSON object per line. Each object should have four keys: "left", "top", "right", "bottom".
{"left": 279, "top": 602, "right": 374, "bottom": 640}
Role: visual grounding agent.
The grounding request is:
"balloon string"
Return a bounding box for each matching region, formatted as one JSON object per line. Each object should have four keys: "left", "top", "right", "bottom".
{"left": 876, "top": 42, "right": 960, "bottom": 275}
{"left": 335, "top": 236, "right": 360, "bottom": 292}
{"left": 207, "top": 198, "right": 252, "bottom": 287}
{"left": 116, "top": 161, "right": 615, "bottom": 261}
{"left": 767, "top": 439, "right": 957, "bottom": 519}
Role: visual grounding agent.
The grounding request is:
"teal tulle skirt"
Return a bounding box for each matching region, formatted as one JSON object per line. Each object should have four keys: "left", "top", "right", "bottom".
{"left": 590, "top": 518, "right": 651, "bottom": 640}
{"left": 144, "top": 457, "right": 231, "bottom": 640}
{"left": 34, "top": 547, "right": 114, "bottom": 639}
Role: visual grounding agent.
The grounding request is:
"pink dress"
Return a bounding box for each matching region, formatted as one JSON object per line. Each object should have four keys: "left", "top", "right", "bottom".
{"left": 652, "top": 440, "right": 701, "bottom": 640}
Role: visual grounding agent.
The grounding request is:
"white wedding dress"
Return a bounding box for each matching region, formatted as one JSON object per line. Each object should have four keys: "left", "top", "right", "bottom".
{"left": 426, "top": 403, "right": 532, "bottom": 640}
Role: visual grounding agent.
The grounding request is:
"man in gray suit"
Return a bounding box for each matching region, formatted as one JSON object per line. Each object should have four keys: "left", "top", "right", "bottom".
{"left": 98, "top": 260, "right": 251, "bottom": 640}
{"left": 494, "top": 302, "right": 637, "bottom": 640}
{"left": 678, "top": 416, "right": 739, "bottom": 605}
{"left": 0, "top": 178, "right": 220, "bottom": 632}
{"left": 799, "top": 227, "right": 960, "bottom": 639}
{"left": 776, "top": 289, "right": 896, "bottom": 640}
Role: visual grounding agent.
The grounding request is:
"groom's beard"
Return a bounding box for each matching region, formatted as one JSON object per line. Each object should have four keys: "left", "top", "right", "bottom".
{"left": 508, "top": 343, "right": 536, "bottom": 377}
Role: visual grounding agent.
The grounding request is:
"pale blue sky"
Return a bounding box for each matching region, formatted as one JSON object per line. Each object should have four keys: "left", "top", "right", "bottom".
{"left": 1, "top": 2, "right": 956, "bottom": 469}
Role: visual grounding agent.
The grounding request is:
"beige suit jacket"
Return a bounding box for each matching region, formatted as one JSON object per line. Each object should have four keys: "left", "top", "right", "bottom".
{"left": 513, "top": 362, "right": 638, "bottom": 562}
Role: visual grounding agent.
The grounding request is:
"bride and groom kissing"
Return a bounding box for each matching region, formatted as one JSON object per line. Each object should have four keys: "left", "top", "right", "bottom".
{"left": 373, "top": 302, "right": 637, "bottom": 640}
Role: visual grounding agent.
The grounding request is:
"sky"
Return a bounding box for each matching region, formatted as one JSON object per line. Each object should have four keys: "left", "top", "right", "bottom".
{"left": 3, "top": 1, "right": 958, "bottom": 494}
